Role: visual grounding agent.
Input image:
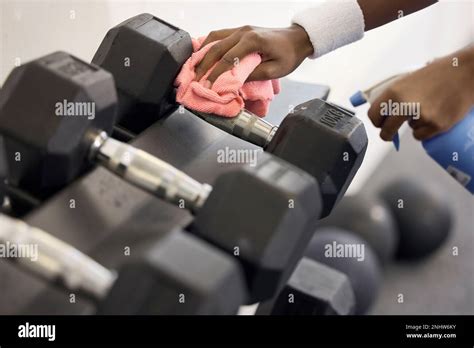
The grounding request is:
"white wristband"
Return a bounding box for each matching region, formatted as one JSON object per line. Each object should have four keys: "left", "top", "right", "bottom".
{"left": 292, "top": 0, "right": 365, "bottom": 58}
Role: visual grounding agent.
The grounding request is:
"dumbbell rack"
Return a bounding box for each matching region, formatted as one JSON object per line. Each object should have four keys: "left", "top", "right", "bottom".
{"left": 0, "top": 80, "right": 329, "bottom": 314}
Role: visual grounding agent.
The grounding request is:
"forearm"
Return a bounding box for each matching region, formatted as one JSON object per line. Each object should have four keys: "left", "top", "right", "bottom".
{"left": 292, "top": 0, "right": 438, "bottom": 58}
{"left": 358, "top": 0, "right": 438, "bottom": 30}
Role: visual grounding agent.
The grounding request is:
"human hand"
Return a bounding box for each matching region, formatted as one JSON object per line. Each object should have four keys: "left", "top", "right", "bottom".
{"left": 368, "top": 46, "right": 474, "bottom": 141}
{"left": 195, "top": 24, "right": 314, "bottom": 83}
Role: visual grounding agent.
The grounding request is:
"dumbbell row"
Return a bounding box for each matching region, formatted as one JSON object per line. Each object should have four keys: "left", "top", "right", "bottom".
{"left": 1, "top": 213, "right": 359, "bottom": 315}
{"left": 2, "top": 175, "right": 359, "bottom": 318}
{"left": 91, "top": 13, "right": 368, "bottom": 311}
{"left": 0, "top": 13, "right": 368, "bottom": 314}
{"left": 0, "top": 213, "right": 249, "bottom": 314}
{"left": 93, "top": 13, "right": 368, "bottom": 218}
{"left": 0, "top": 52, "right": 324, "bottom": 302}
{"left": 0, "top": 52, "right": 210, "bottom": 208}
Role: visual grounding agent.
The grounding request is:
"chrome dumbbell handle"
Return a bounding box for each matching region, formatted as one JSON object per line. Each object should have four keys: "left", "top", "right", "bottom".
{"left": 0, "top": 214, "right": 115, "bottom": 300}
{"left": 91, "top": 132, "right": 212, "bottom": 213}
{"left": 195, "top": 109, "right": 278, "bottom": 148}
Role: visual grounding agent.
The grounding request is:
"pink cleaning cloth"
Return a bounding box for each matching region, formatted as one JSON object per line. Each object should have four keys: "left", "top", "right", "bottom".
{"left": 174, "top": 37, "right": 280, "bottom": 117}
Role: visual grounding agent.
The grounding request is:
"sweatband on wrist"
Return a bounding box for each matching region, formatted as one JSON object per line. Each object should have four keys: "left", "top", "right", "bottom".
{"left": 292, "top": 0, "right": 365, "bottom": 59}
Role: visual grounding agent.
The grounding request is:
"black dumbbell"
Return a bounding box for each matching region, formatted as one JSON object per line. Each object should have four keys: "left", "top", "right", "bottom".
{"left": 195, "top": 103, "right": 367, "bottom": 218}
{"left": 93, "top": 13, "right": 193, "bottom": 133}
{"left": 256, "top": 257, "right": 355, "bottom": 315}
{"left": 0, "top": 52, "right": 322, "bottom": 302}
{"left": 318, "top": 194, "right": 399, "bottom": 264}
{"left": 306, "top": 194, "right": 396, "bottom": 315}
{"left": 93, "top": 13, "right": 368, "bottom": 217}
{"left": 0, "top": 214, "right": 247, "bottom": 314}
{"left": 378, "top": 178, "right": 453, "bottom": 260}
{"left": 305, "top": 194, "right": 400, "bottom": 313}
{"left": 0, "top": 51, "right": 205, "bottom": 203}
{"left": 305, "top": 227, "right": 382, "bottom": 314}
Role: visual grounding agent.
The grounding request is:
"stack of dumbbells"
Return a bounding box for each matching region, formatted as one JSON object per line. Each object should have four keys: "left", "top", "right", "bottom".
{"left": 0, "top": 14, "right": 369, "bottom": 315}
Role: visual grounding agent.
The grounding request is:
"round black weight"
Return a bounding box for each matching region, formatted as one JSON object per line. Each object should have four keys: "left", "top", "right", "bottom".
{"left": 378, "top": 178, "right": 453, "bottom": 260}
{"left": 305, "top": 227, "right": 382, "bottom": 314}
{"left": 319, "top": 194, "right": 399, "bottom": 264}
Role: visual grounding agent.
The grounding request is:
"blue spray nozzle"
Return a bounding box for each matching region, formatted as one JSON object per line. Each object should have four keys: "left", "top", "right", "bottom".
{"left": 393, "top": 133, "right": 400, "bottom": 151}
{"left": 350, "top": 90, "right": 400, "bottom": 151}
{"left": 350, "top": 91, "right": 367, "bottom": 107}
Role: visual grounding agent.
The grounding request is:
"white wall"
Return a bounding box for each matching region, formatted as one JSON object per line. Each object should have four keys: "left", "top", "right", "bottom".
{"left": 1, "top": 0, "right": 473, "bottom": 191}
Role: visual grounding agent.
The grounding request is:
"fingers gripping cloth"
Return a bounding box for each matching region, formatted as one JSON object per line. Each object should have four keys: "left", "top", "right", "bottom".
{"left": 174, "top": 37, "right": 281, "bottom": 117}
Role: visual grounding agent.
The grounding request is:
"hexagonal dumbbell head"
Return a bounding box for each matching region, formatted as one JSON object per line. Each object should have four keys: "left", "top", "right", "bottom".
{"left": 0, "top": 52, "right": 117, "bottom": 197}
{"left": 192, "top": 152, "right": 322, "bottom": 303}
{"left": 92, "top": 13, "right": 193, "bottom": 133}
{"left": 268, "top": 258, "right": 355, "bottom": 315}
{"left": 266, "top": 99, "right": 368, "bottom": 217}
{"left": 98, "top": 230, "right": 247, "bottom": 314}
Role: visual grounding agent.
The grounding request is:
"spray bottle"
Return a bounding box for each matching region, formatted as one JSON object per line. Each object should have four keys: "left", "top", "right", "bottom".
{"left": 350, "top": 73, "right": 474, "bottom": 194}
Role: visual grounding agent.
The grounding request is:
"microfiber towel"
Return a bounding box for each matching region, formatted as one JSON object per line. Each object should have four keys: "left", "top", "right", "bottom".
{"left": 174, "top": 37, "right": 280, "bottom": 117}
